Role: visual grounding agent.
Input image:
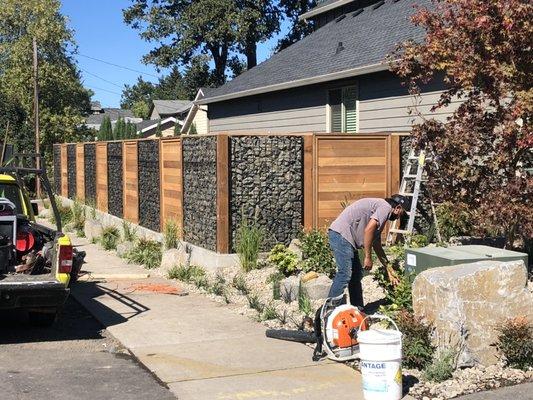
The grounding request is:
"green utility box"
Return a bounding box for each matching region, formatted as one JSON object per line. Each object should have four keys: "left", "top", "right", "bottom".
{"left": 404, "top": 245, "right": 529, "bottom": 276}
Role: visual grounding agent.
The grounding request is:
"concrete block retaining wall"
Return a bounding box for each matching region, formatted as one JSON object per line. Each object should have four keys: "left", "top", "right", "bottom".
{"left": 107, "top": 142, "right": 123, "bottom": 218}
{"left": 67, "top": 144, "right": 77, "bottom": 199}
{"left": 84, "top": 144, "right": 96, "bottom": 203}
{"left": 138, "top": 140, "right": 160, "bottom": 231}
{"left": 182, "top": 136, "right": 218, "bottom": 252}
{"left": 229, "top": 136, "right": 304, "bottom": 251}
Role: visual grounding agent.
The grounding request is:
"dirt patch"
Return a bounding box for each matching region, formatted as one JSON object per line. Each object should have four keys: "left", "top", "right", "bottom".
{"left": 127, "top": 282, "right": 188, "bottom": 296}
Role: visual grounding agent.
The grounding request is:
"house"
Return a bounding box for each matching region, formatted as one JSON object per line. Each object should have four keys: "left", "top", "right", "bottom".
{"left": 149, "top": 99, "right": 192, "bottom": 120}
{"left": 180, "top": 88, "right": 212, "bottom": 134}
{"left": 136, "top": 117, "right": 182, "bottom": 138}
{"left": 85, "top": 101, "right": 142, "bottom": 130}
{"left": 198, "top": 0, "right": 460, "bottom": 134}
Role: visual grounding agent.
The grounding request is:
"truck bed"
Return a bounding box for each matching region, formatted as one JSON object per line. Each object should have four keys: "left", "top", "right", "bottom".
{"left": 0, "top": 272, "right": 68, "bottom": 310}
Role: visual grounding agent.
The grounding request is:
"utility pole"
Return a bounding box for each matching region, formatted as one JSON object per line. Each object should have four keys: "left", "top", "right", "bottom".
{"left": 33, "top": 37, "right": 41, "bottom": 197}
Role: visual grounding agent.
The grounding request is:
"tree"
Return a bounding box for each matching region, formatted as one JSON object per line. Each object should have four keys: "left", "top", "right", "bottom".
{"left": 98, "top": 116, "right": 112, "bottom": 141}
{"left": 121, "top": 76, "right": 156, "bottom": 117}
{"left": 155, "top": 121, "right": 162, "bottom": 138}
{"left": 277, "top": 0, "right": 316, "bottom": 51}
{"left": 391, "top": 0, "right": 532, "bottom": 247}
{"left": 0, "top": 0, "right": 91, "bottom": 157}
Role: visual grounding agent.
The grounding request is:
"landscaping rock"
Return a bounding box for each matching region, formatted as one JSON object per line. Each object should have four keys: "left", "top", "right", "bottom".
{"left": 84, "top": 219, "right": 103, "bottom": 242}
{"left": 116, "top": 241, "right": 134, "bottom": 258}
{"left": 304, "top": 274, "right": 332, "bottom": 300}
{"left": 288, "top": 239, "right": 303, "bottom": 260}
{"left": 161, "top": 248, "right": 185, "bottom": 272}
{"left": 281, "top": 275, "right": 300, "bottom": 302}
{"left": 412, "top": 260, "right": 533, "bottom": 366}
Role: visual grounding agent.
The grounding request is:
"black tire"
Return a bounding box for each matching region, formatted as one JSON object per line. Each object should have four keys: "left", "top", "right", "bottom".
{"left": 28, "top": 310, "right": 57, "bottom": 327}
{"left": 265, "top": 329, "right": 317, "bottom": 343}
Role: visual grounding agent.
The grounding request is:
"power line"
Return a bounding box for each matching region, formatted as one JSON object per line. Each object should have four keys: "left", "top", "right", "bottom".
{"left": 85, "top": 84, "right": 123, "bottom": 96}
{"left": 81, "top": 68, "right": 124, "bottom": 89}
{"left": 77, "top": 53, "right": 160, "bottom": 79}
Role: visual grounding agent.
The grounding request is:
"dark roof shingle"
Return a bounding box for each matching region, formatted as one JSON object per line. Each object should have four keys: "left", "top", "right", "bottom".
{"left": 203, "top": 0, "right": 428, "bottom": 103}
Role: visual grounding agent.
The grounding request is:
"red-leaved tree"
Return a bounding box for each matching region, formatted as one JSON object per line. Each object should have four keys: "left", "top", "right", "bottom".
{"left": 391, "top": 0, "right": 532, "bottom": 247}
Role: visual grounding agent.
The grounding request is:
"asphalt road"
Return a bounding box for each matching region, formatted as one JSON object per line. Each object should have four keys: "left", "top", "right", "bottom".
{"left": 0, "top": 297, "right": 175, "bottom": 400}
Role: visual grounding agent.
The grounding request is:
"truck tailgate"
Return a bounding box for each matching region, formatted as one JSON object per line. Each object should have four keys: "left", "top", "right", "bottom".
{"left": 0, "top": 273, "right": 69, "bottom": 309}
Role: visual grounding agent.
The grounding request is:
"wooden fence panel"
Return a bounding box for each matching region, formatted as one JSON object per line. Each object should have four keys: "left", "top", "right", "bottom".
{"left": 123, "top": 141, "right": 139, "bottom": 224}
{"left": 160, "top": 139, "right": 183, "bottom": 234}
{"left": 315, "top": 135, "right": 390, "bottom": 229}
{"left": 60, "top": 145, "right": 68, "bottom": 197}
{"left": 96, "top": 143, "right": 108, "bottom": 212}
{"left": 76, "top": 143, "right": 85, "bottom": 201}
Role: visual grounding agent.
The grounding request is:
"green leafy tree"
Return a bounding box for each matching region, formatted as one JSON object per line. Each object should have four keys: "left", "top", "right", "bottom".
{"left": 98, "top": 116, "right": 112, "bottom": 141}
{"left": 391, "top": 0, "right": 532, "bottom": 247}
{"left": 277, "top": 0, "right": 316, "bottom": 51}
{"left": 0, "top": 0, "right": 91, "bottom": 157}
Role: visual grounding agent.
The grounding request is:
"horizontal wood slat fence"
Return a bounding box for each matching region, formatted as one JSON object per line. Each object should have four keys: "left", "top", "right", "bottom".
{"left": 54, "top": 133, "right": 403, "bottom": 254}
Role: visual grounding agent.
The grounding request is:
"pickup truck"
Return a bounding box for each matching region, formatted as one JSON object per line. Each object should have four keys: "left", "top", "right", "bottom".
{"left": 0, "top": 160, "right": 74, "bottom": 326}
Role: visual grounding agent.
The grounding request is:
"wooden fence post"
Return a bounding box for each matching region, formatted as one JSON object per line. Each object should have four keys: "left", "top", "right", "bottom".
{"left": 123, "top": 140, "right": 139, "bottom": 224}
{"left": 303, "top": 133, "right": 315, "bottom": 230}
{"left": 95, "top": 142, "right": 108, "bottom": 212}
{"left": 159, "top": 138, "right": 184, "bottom": 237}
{"left": 216, "top": 134, "right": 229, "bottom": 253}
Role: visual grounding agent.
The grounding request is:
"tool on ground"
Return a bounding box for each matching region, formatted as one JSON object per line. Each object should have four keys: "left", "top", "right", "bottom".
{"left": 387, "top": 148, "right": 441, "bottom": 245}
{"left": 265, "top": 294, "right": 368, "bottom": 362}
{"left": 358, "top": 314, "right": 403, "bottom": 400}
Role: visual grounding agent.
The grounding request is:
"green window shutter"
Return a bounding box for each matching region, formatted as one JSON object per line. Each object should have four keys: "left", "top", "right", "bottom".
{"left": 343, "top": 86, "right": 357, "bottom": 133}
{"left": 329, "top": 89, "right": 342, "bottom": 132}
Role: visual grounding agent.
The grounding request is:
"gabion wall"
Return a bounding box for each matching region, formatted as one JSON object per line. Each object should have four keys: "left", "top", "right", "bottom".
{"left": 229, "top": 136, "right": 304, "bottom": 251}
{"left": 138, "top": 140, "right": 160, "bottom": 232}
{"left": 53, "top": 145, "right": 61, "bottom": 194}
{"left": 67, "top": 144, "right": 77, "bottom": 199}
{"left": 182, "top": 136, "right": 217, "bottom": 251}
{"left": 107, "top": 142, "right": 123, "bottom": 218}
{"left": 84, "top": 144, "right": 96, "bottom": 203}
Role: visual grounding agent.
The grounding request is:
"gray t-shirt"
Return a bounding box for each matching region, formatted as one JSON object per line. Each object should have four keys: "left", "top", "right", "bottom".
{"left": 329, "top": 198, "right": 392, "bottom": 249}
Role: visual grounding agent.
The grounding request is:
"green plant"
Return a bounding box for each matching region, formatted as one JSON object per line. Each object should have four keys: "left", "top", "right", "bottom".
{"left": 85, "top": 198, "right": 97, "bottom": 219}
{"left": 495, "top": 316, "right": 533, "bottom": 370}
{"left": 247, "top": 293, "right": 265, "bottom": 314}
{"left": 261, "top": 303, "right": 279, "bottom": 321}
{"left": 409, "top": 234, "right": 429, "bottom": 248}
{"left": 268, "top": 244, "right": 300, "bottom": 277}
{"left": 299, "top": 229, "right": 336, "bottom": 278}
{"left": 267, "top": 271, "right": 285, "bottom": 300}
{"left": 163, "top": 219, "right": 180, "bottom": 249}
{"left": 298, "top": 281, "right": 313, "bottom": 316}
{"left": 70, "top": 200, "right": 86, "bottom": 236}
{"left": 100, "top": 226, "right": 120, "bottom": 250}
{"left": 396, "top": 309, "right": 435, "bottom": 369}
{"left": 126, "top": 238, "right": 162, "bottom": 269}
{"left": 50, "top": 196, "right": 73, "bottom": 226}
{"left": 235, "top": 215, "right": 264, "bottom": 272}
{"left": 168, "top": 264, "right": 204, "bottom": 282}
{"left": 232, "top": 274, "right": 249, "bottom": 295}
{"left": 122, "top": 220, "right": 137, "bottom": 242}
{"left": 423, "top": 349, "right": 456, "bottom": 382}
{"left": 209, "top": 273, "right": 228, "bottom": 302}
{"left": 435, "top": 202, "right": 474, "bottom": 241}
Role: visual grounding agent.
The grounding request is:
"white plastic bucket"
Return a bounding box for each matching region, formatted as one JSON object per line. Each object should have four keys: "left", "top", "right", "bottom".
{"left": 357, "top": 314, "right": 403, "bottom": 400}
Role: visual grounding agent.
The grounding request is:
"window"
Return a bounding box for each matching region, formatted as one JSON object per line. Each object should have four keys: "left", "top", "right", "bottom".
{"left": 329, "top": 86, "right": 358, "bottom": 133}
{"left": 0, "top": 183, "right": 23, "bottom": 214}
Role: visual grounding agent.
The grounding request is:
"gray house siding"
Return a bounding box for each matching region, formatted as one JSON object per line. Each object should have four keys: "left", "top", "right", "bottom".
{"left": 208, "top": 71, "right": 460, "bottom": 134}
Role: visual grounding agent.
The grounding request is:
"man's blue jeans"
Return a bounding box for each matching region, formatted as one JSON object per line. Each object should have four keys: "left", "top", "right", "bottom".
{"left": 327, "top": 230, "right": 364, "bottom": 308}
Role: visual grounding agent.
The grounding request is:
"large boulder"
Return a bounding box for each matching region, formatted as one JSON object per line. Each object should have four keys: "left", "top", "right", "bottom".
{"left": 304, "top": 275, "right": 332, "bottom": 300}
{"left": 412, "top": 260, "right": 533, "bottom": 366}
{"left": 281, "top": 276, "right": 300, "bottom": 302}
{"left": 84, "top": 219, "right": 103, "bottom": 242}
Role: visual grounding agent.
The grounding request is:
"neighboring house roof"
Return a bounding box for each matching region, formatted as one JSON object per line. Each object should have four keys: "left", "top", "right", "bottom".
{"left": 151, "top": 100, "right": 192, "bottom": 117}
{"left": 90, "top": 101, "right": 103, "bottom": 113}
{"left": 85, "top": 108, "right": 136, "bottom": 126}
{"left": 200, "top": 0, "right": 428, "bottom": 105}
{"left": 181, "top": 88, "right": 212, "bottom": 134}
{"left": 299, "top": 0, "right": 354, "bottom": 21}
{"left": 136, "top": 117, "right": 182, "bottom": 137}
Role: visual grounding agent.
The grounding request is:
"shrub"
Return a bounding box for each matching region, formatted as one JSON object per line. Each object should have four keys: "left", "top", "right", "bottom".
{"left": 122, "top": 220, "right": 137, "bottom": 242}
{"left": 85, "top": 198, "right": 97, "bottom": 219}
{"left": 267, "top": 271, "right": 285, "bottom": 300}
{"left": 298, "top": 281, "right": 313, "bottom": 316}
{"left": 396, "top": 309, "right": 435, "bottom": 369}
{"left": 299, "top": 229, "right": 336, "bottom": 278}
{"left": 435, "top": 202, "right": 474, "bottom": 241}
{"left": 235, "top": 216, "right": 264, "bottom": 272}
{"left": 209, "top": 273, "right": 229, "bottom": 302}
{"left": 100, "top": 226, "right": 120, "bottom": 250}
{"left": 163, "top": 219, "right": 180, "bottom": 249}
{"left": 232, "top": 274, "right": 249, "bottom": 295}
{"left": 495, "top": 316, "right": 533, "bottom": 370}
{"left": 168, "top": 264, "right": 206, "bottom": 283}
{"left": 247, "top": 293, "right": 264, "bottom": 314}
{"left": 261, "top": 303, "right": 279, "bottom": 321}
{"left": 126, "top": 238, "right": 162, "bottom": 269}
{"left": 50, "top": 197, "right": 73, "bottom": 226}
{"left": 423, "top": 349, "right": 456, "bottom": 382}
{"left": 70, "top": 200, "right": 86, "bottom": 236}
{"left": 268, "top": 244, "right": 300, "bottom": 276}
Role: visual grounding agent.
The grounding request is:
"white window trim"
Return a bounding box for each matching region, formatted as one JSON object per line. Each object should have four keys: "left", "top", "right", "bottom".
{"left": 326, "top": 83, "right": 358, "bottom": 133}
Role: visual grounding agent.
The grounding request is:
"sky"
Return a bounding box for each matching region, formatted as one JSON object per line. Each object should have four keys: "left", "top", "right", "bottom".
{"left": 60, "top": 0, "right": 284, "bottom": 108}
